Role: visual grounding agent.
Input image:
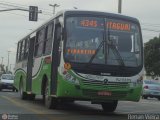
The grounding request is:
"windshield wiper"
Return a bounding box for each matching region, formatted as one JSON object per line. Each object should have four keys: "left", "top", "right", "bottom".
{"left": 87, "top": 40, "right": 105, "bottom": 65}
{"left": 85, "top": 24, "right": 125, "bottom": 67}
{"left": 107, "top": 40, "right": 125, "bottom": 67}
{"left": 86, "top": 40, "right": 125, "bottom": 67}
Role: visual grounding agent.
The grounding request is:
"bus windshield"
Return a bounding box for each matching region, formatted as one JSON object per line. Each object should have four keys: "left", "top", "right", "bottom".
{"left": 65, "top": 16, "right": 142, "bottom": 67}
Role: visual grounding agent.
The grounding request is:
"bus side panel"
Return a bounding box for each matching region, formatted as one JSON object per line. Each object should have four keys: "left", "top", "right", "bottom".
{"left": 14, "top": 68, "right": 27, "bottom": 91}
{"left": 125, "top": 85, "right": 142, "bottom": 101}
{"left": 31, "top": 58, "right": 51, "bottom": 95}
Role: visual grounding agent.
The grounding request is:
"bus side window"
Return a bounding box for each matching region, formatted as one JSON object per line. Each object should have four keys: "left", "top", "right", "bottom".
{"left": 18, "top": 41, "right": 23, "bottom": 61}
{"left": 20, "top": 40, "right": 25, "bottom": 60}
{"left": 24, "top": 38, "right": 29, "bottom": 60}
{"left": 43, "top": 22, "right": 54, "bottom": 55}
{"left": 34, "top": 28, "right": 45, "bottom": 57}
{"left": 16, "top": 42, "right": 21, "bottom": 62}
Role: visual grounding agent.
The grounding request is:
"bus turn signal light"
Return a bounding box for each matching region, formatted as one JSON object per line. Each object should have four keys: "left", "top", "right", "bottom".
{"left": 64, "top": 63, "right": 71, "bottom": 70}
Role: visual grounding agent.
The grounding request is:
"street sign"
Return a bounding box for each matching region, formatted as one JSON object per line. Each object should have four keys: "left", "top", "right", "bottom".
{"left": 29, "top": 6, "right": 38, "bottom": 21}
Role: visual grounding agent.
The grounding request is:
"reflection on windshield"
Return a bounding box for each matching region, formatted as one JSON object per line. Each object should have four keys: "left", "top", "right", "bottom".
{"left": 65, "top": 17, "right": 142, "bottom": 67}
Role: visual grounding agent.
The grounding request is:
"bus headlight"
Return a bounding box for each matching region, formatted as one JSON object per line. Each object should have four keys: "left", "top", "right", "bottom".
{"left": 64, "top": 73, "right": 80, "bottom": 85}
{"left": 70, "top": 77, "right": 80, "bottom": 85}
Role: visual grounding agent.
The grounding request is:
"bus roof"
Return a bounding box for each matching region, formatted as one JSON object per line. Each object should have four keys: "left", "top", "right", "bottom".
{"left": 18, "top": 9, "right": 140, "bottom": 42}
{"left": 62, "top": 9, "right": 139, "bottom": 22}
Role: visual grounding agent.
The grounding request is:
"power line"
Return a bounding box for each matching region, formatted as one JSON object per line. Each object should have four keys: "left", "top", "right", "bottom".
{"left": 0, "top": 2, "right": 53, "bottom": 16}
{"left": 0, "top": 1, "right": 53, "bottom": 14}
{"left": 0, "top": 2, "right": 25, "bottom": 9}
{"left": 1, "top": 2, "right": 160, "bottom": 33}
{"left": 142, "top": 28, "right": 160, "bottom": 33}
{"left": 0, "top": 5, "right": 51, "bottom": 19}
{"left": 142, "top": 22, "right": 160, "bottom": 27}
{"left": 0, "top": 5, "right": 47, "bottom": 21}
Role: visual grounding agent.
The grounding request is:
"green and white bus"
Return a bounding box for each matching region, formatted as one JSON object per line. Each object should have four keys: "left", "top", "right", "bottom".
{"left": 14, "top": 10, "right": 144, "bottom": 112}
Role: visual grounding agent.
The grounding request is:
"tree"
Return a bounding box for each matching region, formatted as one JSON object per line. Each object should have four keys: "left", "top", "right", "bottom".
{"left": 0, "top": 64, "right": 6, "bottom": 76}
{"left": 144, "top": 37, "right": 160, "bottom": 77}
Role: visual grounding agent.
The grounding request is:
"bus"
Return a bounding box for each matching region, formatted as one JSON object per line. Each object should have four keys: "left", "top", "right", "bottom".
{"left": 14, "top": 10, "right": 144, "bottom": 112}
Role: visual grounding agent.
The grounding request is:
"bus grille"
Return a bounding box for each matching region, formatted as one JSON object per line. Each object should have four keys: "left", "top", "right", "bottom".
{"left": 82, "top": 79, "right": 129, "bottom": 89}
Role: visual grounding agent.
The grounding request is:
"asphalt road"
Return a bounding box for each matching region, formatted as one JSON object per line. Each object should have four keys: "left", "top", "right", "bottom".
{"left": 0, "top": 90, "right": 160, "bottom": 120}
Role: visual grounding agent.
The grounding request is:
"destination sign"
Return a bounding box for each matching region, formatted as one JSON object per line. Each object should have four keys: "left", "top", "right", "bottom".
{"left": 80, "top": 20, "right": 98, "bottom": 27}
{"left": 107, "top": 21, "right": 131, "bottom": 31}
{"left": 67, "top": 49, "right": 96, "bottom": 55}
{"left": 79, "top": 19, "right": 131, "bottom": 31}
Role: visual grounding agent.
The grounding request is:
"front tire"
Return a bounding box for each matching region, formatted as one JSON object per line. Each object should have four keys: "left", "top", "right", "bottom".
{"left": 43, "top": 81, "right": 57, "bottom": 109}
{"left": 143, "top": 96, "right": 148, "bottom": 99}
{"left": 101, "top": 100, "right": 118, "bottom": 112}
{"left": 28, "top": 94, "right": 35, "bottom": 100}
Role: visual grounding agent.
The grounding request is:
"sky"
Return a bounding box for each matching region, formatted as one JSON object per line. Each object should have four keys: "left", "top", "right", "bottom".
{"left": 0, "top": 0, "right": 160, "bottom": 72}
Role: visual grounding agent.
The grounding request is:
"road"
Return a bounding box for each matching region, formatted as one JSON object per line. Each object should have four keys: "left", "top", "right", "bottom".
{"left": 0, "top": 90, "right": 160, "bottom": 120}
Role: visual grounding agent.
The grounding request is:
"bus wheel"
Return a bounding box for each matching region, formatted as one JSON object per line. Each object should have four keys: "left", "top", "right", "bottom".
{"left": 19, "top": 81, "right": 28, "bottom": 100}
{"left": 143, "top": 96, "right": 148, "bottom": 99}
{"left": 101, "top": 100, "right": 118, "bottom": 112}
{"left": 28, "top": 94, "right": 35, "bottom": 100}
{"left": 44, "top": 81, "right": 57, "bottom": 109}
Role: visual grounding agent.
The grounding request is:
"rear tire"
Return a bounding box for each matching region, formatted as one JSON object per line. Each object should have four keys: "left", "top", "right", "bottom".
{"left": 28, "top": 94, "right": 35, "bottom": 100}
{"left": 143, "top": 96, "right": 148, "bottom": 99}
{"left": 19, "top": 80, "right": 28, "bottom": 100}
{"left": 12, "top": 88, "right": 15, "bottom": 92}
{"left": 101, "top": 100, "right": 118, "bottom": 112}
{"left": 43, "top": 81, "right": 57, "bottom": 109}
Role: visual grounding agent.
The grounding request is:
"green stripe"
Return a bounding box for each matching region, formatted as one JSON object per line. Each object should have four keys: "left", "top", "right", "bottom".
{"left": 14, "top": 68, "right": 26, "bottom": 75}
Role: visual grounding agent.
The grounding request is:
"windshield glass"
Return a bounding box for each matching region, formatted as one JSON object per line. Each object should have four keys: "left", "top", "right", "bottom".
{"left": 1, "top": 74, "right": 14, "bottom": 80}
{"left": 65, "top": 16, "right": 142, "bottom": 67}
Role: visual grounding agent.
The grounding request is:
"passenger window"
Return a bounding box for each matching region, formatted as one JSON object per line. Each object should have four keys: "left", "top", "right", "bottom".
{"left": 35, "top": 28, "right": 45, "bottom": 57}
{"left": 43, "top": 22, "right": 54, "bottom": 55}
{"left": 24, "top": 38, "right": 29, "bottom": 59}
{"left": 21, "top": 40, "right": 25, "bottom": 60}
{"left": 16, "top": 42, "right": 21, "bottom": 62}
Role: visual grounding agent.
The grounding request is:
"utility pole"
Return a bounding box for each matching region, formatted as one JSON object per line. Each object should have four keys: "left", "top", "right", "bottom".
{"left": 118, "top": 0, "right": 122, "bottom": 14}
{"left": 10, "top": 64, "right": 14, "bottom": 73}
{"left": 49, "top": 3, "right": 60, "bottom": 14}
{"left": 7, "top": 51, "right": 11, "bottom": 72}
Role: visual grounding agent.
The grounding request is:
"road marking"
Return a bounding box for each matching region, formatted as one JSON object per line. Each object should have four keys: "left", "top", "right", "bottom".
{"left": 1, "top": 95, "right": 44, "bottom": 114}
{"left": 1, "top": 95, "right": 61, "bottom": 120}
{"left": 117, "top": 109, "right": 160, "bottom": 114}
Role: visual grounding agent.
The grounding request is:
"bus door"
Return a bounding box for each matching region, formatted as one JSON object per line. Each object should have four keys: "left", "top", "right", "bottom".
{"left": 26, "top": 36, "right": 35, "bottom": 92}
{"left": 51, "top": 21, "right": 62, "bottom": 95}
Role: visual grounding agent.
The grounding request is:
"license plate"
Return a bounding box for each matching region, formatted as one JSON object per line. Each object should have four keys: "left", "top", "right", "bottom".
{"left": 97, "top": 91, "right": 112, "bottom": 96}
